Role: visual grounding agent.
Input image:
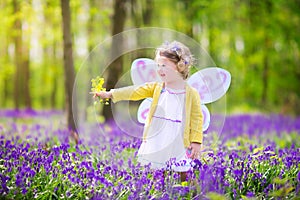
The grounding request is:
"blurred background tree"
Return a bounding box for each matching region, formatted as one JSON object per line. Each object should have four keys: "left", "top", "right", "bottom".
{"left": 0, "top": 0, "right": 299, "bottom": 123}
{"left": 60, "top": 0, "right": 77, "bottom": 132}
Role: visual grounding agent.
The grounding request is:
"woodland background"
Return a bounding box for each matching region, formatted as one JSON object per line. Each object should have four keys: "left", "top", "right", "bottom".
{"left": 0, "top": 0, "right": 299, "bottom": 130}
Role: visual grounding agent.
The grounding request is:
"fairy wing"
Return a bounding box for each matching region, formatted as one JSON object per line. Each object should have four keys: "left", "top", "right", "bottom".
{"left": 137, "top": 98, "right": 152, "bottom": 124}
{"left": 131, "top": 58, "right": 161, "bottom": 85}
{"left": 187, "top": 67, "right": 231, "bottom": 104}
{"left": 187, "top": 67, "right": 231, "bottom": 131}
{"left": 132, "top": 59, "right": 230, "bottom": 132}
{"left": 201, "top": 104, "right": 210, "bottom": 131}
{"left": 131, "top": 58, "right": 160, "bottom": 123}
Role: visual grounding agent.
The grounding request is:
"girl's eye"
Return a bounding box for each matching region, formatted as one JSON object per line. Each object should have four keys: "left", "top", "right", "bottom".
{"left": 157, "top": 64, "right": 166, "bottom": 68}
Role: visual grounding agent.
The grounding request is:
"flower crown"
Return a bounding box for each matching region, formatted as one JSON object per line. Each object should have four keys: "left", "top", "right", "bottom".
{"left": 158, "top": 41, "right": 193, "bottom": 67}
{"left": 156, "top": 41, "right": 194, "bottom": 80}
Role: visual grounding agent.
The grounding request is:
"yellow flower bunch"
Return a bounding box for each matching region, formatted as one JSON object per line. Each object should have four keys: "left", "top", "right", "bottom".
{"left": 91, "top": 76, "right": 109, "bottom": 105}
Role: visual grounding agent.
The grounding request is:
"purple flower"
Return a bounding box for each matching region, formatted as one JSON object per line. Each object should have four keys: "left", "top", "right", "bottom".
{"left": 1, "top": 113, "right": 299, "bottom": 199}
{"left": 246, "top": 191, "right": 255, "bottom": 197}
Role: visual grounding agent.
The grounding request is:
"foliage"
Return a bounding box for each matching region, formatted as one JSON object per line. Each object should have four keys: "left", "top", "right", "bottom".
{"left": 0, "top": 0, "right": 300, "bottom": 114}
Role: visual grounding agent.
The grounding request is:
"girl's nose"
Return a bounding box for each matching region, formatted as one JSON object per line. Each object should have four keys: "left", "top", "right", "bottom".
{"left": 157, "top": 65, "right": 163, "bottom": 73}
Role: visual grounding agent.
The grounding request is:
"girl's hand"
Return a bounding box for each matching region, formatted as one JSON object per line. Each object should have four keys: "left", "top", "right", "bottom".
{"left": 90, "top": 91, "right": 112, "bottom": 99}
{"left": 188, "top": 142, "right": 202, "bottom": 159}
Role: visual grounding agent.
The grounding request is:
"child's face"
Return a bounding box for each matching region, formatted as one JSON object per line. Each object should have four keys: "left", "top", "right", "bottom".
{"left": 156, "top": 56, "right": 182, "bottom": 83}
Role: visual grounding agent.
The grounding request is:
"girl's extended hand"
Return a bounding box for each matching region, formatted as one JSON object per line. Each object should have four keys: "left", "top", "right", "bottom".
{"left": 90, "top": 91, "right": 112, "bottom": 99}
{"left": 188, "top": 142, "right": 202, "bottom": 159}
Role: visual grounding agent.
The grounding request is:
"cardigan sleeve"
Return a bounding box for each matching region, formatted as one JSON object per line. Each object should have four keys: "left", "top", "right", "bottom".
{"left": 111, "top": 82, "right": 157, "bottom": 103}
{"left": 189, "top": 88, "right": 203, "bottom": 144}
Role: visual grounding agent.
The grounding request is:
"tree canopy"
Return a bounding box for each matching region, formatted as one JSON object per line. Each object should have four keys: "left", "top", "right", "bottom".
{"left": 0, "top": 0, "right": 299, "bottom": 116}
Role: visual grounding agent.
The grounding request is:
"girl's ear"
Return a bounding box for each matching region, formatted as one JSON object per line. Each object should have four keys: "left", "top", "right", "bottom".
{"left": 177, "top": 60, "right": 186, "bottom": 72}
{"left": 177, "top": 60, "right": 189, "bottom": 80}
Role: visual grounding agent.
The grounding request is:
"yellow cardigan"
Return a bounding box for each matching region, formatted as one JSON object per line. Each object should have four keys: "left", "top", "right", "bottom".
{"left": 111, "top": 82, "right": 203, "bottom": 147}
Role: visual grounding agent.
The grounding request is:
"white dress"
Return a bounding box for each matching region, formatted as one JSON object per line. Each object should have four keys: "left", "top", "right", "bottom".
{"left": 137, "top": 87, "right": 192, "bottom": 172}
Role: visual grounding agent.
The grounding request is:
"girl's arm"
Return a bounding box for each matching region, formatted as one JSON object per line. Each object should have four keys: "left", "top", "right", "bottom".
{"left": 111, "top": 83, "right": 156, "bottom": 103}
{"left": 188, "top": 88, "right": 204, "bottom": 159}
{"left": 189, "top": 142, "right": 202, "bottom": 159}
{"left": 90, "top": 82, "right": 159, "bottom": 103}
{"left": 189, "top": 89, "right": 203, "bottom": 144}
{"left": 91, "top": 91, "right": 112, "bottom": 99}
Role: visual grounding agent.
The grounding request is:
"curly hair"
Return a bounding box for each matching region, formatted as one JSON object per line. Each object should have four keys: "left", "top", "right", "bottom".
{"left": 155, "top": 41, "right": 194, "bottom": 80}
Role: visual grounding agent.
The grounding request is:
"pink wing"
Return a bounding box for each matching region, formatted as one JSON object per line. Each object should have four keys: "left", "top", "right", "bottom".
{"left": 187, "top": 67, "right": 231, "bottom": 104}
{"left": 131, "top": 58, "right": 161, "bottom": 85}
{"left": 187, "top": 67, "right": 231, "bottom": 131}
{"left": 201, "top": 104, "right": 210, "bottom": 131}
{"left": 137, "top": 98, "right": 152, "bottom": 124}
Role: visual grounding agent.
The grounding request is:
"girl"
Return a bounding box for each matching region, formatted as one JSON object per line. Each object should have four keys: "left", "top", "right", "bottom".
{"left": 94, "top": 41, "right": 203, "bottom": 183}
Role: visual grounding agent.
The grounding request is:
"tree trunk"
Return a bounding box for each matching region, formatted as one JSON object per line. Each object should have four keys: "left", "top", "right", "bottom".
{"left": 182, "top": 1, "right": 193, "bottom": 38}
{"left": 103, "top": 0, "right": 127, "bottom": 120}
{"left": 208, "top": 26, "right": 217, "bottom": 61}
{"left": 13, "top": 0, "right": 22, "bottom": 109}
{"left": 131, "top": 0, "right": 153, "bottom": 58}
{"left": 60, "top": 0, "right": 77, "bottom": 134}
{"left": 143, "top": 0, "right": 153, "bottom": 26}
{"left": 12, "top": 0, "right": 31, "bottom": 109}
{"left": 23, "top": 45, "right": 31, "bottom": 108}
{"left": 131, "top": 0, "right": 153, "bottom": 27}
{"left": 261, "top": 0, "right": 272, "bottom": 105}
{"left": 83, "top": 0, "right": 96, "bottom": 121}
{"left": 50, "top": 41, "right": 59, "bottom": 109}
{"left": 3, "top": 36, "right": 10, "bottom": 107}
{"left": 261, "top": 37, "right": 269, "bottom": 105}
{"left": 3, "top": 75, "right": 9, "bottom": 107}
